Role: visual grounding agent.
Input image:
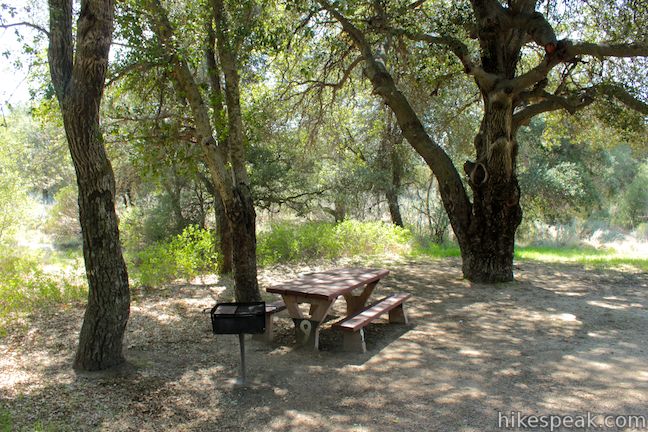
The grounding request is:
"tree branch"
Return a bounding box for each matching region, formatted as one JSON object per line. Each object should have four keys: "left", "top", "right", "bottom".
{"left": 514, "top": 79, "right": 648, "bottom": 130}
{"left": 212, "top": 0, "right": 249, "bottom": 185}
{"left": 292, "top": 55, "right": 362, "bottom": 91}
{"left": 143, "top": 0, "right": 234, "bottom": 201}
{"left": 318, "top": 0, "right": 473, "bottom": 241}
{"left": 204, "top": 10, "right": 227, "bottom": 148}
{"left": 568, "top": 42, "right": 648, "bottom": 58}
{"left": 512, "top": 88, "right": 596, "bottom": 129}
{"left": 0, "top": 21, "right": 50, "bottom": 37}
{"left": 597, "top": 83, "right": 648, "bottom": 114}
{"left": 502, "top": 39, "right": 648, "bottom": 95}
{"left": 407, "top": 0, "right": 428, "bottom": 9}
{"left": 105, "top": 60, "right": 160, "bottom": 87}
{"left": 391, "top": 28, "right": 497, "bottom": 89}
{"left": 497, "top": 50, "right": 562, "bottom": 94}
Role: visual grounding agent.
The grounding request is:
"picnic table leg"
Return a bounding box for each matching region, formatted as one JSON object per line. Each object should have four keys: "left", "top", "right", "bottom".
{"left": 343, "top": 280, "right": 379, "bottom": 315}
{"left": 289, "top": 298, "right": 335, "bottom": 350}
{"left": 388, "top": 304, "right": 408, "bottom": 324}
{"left": 293, "top": 318, "right": 321, "bottom": 350}
{"left": 342, "top": 329, "right": 367, "bottom": 353}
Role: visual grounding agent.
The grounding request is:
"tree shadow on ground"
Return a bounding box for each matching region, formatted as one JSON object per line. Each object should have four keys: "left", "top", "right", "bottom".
{"left": 2, "top": 258, "right": 648, "bottom": 431}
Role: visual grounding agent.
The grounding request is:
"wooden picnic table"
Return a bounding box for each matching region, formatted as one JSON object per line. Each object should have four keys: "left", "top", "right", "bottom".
{"left": 266, "top": 267, "right": 390, "bottom": 350}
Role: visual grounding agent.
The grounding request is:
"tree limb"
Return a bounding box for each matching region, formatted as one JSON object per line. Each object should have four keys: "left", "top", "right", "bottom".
{"left": 392, "top": 29, "right": 497, "bottom": 89}
{"left": 569, "top": 42, "right": 648, "bottom": 58}
{"left": 318, "top": 0, "right": 473, "bottom": 241}
{"left": 292, "top": 55, "right": 362, "bottom": 91}
{"left": 0, "top": 21, "right": 50, "bottom": 36}
{"left": 105, "top": 60, "right": 160, "bottom": 87}
{"left": 143, "top": 0, "right": 233, "bottom": 202}
{"left": 503, "top": 39, "right": 648, "bottom": 95}
{"left": 512, "top": 88, "right": 596, "bottom": 129}
{"left": 203, "top": 10, "right": 228, "bottom": 148}
{"left": 212, "top": 0, "right": 249, "bottom": 185}
{"left": 597, "top": 83, "right": 648, "bottom": 114}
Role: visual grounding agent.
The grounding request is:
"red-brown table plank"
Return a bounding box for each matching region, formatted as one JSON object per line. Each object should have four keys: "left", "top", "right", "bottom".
{"left": 266, "top": 268, "right": 389, "bottom": 300}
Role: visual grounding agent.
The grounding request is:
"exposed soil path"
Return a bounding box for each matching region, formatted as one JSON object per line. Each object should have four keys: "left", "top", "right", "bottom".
{"left": 2, "top": 258, "right": 647, "bottom": 431}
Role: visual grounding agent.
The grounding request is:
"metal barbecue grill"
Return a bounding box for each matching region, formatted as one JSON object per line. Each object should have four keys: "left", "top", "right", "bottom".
{"left": 210, "top": 302, "right": 266, "bottom": 385}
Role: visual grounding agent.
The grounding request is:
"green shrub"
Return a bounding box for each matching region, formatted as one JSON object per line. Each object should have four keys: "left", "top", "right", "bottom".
{"left": 0, "top": 408, "right": 12, "bottom": 432}
{"left": 131, "top": 225, "right": 219, "bottom": 287}
{"left": 613, "top": 162, "right": 648, "bottom": 229}
{"left": 43, "top": 185, "right": 82, "bottom": 247}
{"left": 0, "top": 252, "right": 86, "bottom": 332}
{"left": 257, "top": 220, "right": 413, "bottom": 266}
{"left": 119, "top": 192, "right": 201, "bottom": 252}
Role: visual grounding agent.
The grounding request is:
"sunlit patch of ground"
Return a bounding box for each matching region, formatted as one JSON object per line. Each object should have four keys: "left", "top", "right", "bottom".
{"left": 1, "top": 257, "right": 648, "bottom": 431}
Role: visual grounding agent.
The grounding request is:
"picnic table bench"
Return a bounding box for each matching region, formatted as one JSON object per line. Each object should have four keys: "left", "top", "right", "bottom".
{"left": 251, "top": 300, "right": 287, "bottom": 342}
{"left": 332, "top": 292, "right": 411, "bottom": 352}
{"left": 265, "top": 268, "right": 410, "bottom": 352}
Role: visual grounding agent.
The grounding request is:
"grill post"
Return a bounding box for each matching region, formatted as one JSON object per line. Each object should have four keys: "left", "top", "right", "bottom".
{"left": 237, "top": 333, "right": 246, "bottom": 385}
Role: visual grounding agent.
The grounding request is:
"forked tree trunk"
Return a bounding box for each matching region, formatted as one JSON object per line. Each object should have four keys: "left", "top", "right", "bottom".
{"left": 145, "top": 0, "right": 261, "bottom": 301}
{"left": 49, "top": 0, "right": 130, "bottom": 370}
{"left": 319, "top": 1, "right": 518, "bottom": 282}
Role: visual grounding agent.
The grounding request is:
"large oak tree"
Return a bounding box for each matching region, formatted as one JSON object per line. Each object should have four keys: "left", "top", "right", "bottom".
{"left": 311, "top": 0, "right": 648, "bottom": 282}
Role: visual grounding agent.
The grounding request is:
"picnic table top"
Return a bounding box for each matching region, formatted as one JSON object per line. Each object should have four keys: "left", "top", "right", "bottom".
{"left": 266, "top": 267, "right": 389, "bottom": 301}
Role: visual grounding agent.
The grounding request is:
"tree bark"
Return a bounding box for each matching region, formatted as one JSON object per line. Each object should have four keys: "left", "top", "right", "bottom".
{"left": 197, "top": 172, "right": 234, "bottom": 274}
{"left": 213, "top": 190, "right": 233, "bottom": 274}
{"left": 212, "top": 0, "right": 261, "bottom": 301}
{"left": 460, "top": 1, "right": 527, "bottom": 281}
{"left": 462, "top": 98, "right": 523, "bottom": 282}
{"left": 386, "top": 189, "right": 404, "bottom": 228}
{"left": 382, "top": 110, "right": 404, "bottom": 228}
{"left": 48, "top": 0, "right": 130, "bottom": 370}
{"left": 228, "top": 185, "right": 259, "bottom": 301}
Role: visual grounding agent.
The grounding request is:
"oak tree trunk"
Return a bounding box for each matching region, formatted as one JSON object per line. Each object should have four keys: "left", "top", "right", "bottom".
{"left": 227, "top": 186, "right": 261, "bottom": 302}
{"left": 386, "top": 189, "right": 404, "bottom": 228}
{"left": 198, "top": 173, "right": 234, "bottom": 274}
{"left": 49, "top": 0, "right": 130, "bottom": 370}
{"left": 70, "top": 132, "right": 130, "bottom": 370}
{"left": 462, "top": 94, "right": 523, "bottom": 282}
{"left": 386, "top": 141, "right": 404, "bottom": 228}
{"left": 382, "top": 110, "right": 405, "bottom": 228}
{"left": 213, "top": 191, "right": 234, "bottom": 274}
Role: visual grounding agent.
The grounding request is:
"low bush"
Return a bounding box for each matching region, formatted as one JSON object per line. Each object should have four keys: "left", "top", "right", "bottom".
{"left": 0, "top": 252, "right": 86, "bottom": 333}
{"left": 257, "top": 220, "right": 413, "bottom": 266}
{"left": 130, "top": 225, "right": 219, "bottom": 287}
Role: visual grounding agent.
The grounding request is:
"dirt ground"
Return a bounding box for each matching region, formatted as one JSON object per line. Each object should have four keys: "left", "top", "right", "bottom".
{"left": 1, "top": 257, "right": 648, "bottom": 431}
